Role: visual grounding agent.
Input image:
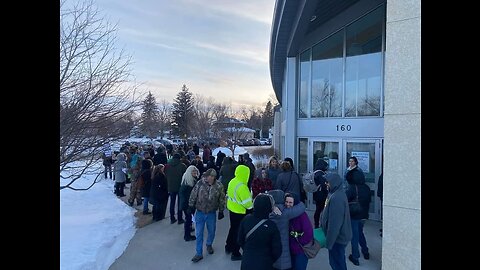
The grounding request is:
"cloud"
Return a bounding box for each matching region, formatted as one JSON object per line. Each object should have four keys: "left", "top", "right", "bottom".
{"left": 179, "top": 0, "right": 275, "bottom": 25}
{"left": 193, "top": 41, "right": 268, "bottom": 64}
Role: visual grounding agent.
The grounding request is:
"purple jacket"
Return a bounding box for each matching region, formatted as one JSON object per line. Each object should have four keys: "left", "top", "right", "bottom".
{"left": 289, "top": 212, "right": 314, "bottom": 255}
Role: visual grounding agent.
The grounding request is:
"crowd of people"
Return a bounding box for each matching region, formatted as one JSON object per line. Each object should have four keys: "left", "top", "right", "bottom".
{"left": 100, "top": 142, "right": 374, "bottom": 270}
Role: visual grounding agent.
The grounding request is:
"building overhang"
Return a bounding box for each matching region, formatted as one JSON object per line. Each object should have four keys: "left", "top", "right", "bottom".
{"left": 269, "top": 0, "right": 361, "bottom": 105}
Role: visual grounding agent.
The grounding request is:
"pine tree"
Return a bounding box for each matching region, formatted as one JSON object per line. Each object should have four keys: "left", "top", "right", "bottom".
{"left": 262, "top": 101, "right": 274, "bottom": 138}
{"left": 172, "top": 84, "right": 194, "bottom": 138}
{"left": 140, "top": 91, "right": 161, "bottom": 138}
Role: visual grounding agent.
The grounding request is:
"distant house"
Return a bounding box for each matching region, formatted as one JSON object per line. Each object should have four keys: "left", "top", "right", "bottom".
{"left": 213, "top": 118, "right": 255, "bottom": 141}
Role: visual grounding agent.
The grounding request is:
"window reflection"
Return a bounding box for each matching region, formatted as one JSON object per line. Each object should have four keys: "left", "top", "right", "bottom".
{"left": 311, "top": 31, "right": 343, "bottom": 118}
{"left": 298, "top": 138, "right": 308, "bottom": 173}
{"left": 299, "top": 50, "right": 311, "bottom": 118}
{"left": 345, "top": 7, "right": 383, "bottom": 117}
{"left": 297, "top": 5, "right": 385, "bottom": 119}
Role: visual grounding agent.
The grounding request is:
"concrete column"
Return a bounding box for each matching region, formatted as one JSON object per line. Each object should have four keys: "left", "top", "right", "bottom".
{"left": 383, "top": 0, "right": 421, "bottom": 269}
{"left": 283, "top": 57, "right": 297, "bottom": 160}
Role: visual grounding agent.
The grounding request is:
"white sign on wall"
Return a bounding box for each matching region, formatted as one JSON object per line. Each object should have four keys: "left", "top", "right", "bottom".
{"left": 351, "top": 151, "right": 369, "bottom": 173}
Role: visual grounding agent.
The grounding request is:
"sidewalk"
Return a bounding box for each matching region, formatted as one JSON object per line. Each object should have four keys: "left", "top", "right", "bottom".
{"left": 109, "top": 205, "right": 382, "bottom": 270}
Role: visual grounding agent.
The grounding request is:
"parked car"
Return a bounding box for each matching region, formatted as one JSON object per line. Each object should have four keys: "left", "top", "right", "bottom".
{"left": 259, "top": 138, "right": 269, "bottom": 145}
{"left": 155, "top": 138, "right": 174, "bottom": 148}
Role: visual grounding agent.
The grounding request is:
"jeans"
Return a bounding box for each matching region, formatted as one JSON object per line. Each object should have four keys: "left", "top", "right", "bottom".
{"left": 328, "top": 242, "right": 347, "bottom": 270}
{"left": 350, "top": 219, "right": 369, "bottom": 260}
{"left": 292, "top": 252, "right": 308, "bottom": 270}
{"left": 169, "top": 192, "right": 182, "bottom": 221}
{"left": 194, "top": 210, "right": 217, "bottom": 256}
{"left": 104, "top": 164, "right": 112, "bottom": 179}
{"left": 143, "top": 197, "right": 149, "bottom": 213}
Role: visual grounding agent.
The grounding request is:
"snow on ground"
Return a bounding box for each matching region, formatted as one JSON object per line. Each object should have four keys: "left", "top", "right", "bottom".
{"left": 211, "top": 146, "right": 271, "bottom": 169}
{"left": 211, "top": 146, "right": 247, "bottom": 160}
{"left": 60, "top": 161, "right": 136, "bottom": 270}
{"left": 60, "top": 146, "right": 272, "bottom": 270}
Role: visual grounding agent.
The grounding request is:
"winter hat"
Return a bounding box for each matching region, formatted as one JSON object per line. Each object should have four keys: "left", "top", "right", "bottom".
{"left": 315, "top": 159, "right": 329, "bottom": 171}
{"left": 203, "top": 168, "right": 217, "bottom": 178}
{"left": 173, "top": 153, "right": 181, "bottom": 159}
{"left": 253, "top": 193, "right": 274, "bottom": 219}
{"left": 243, "top": 153, "right": 250, "bottom": 159}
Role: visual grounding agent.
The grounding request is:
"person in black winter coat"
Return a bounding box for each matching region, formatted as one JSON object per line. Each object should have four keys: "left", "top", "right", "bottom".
{"left": 206, "top": 155, "right": 217, "bottom": 173}
{"left": 216, "top": 150, "right": 226, "bottom": 169}
{"left": 313, "top": 159, "right": 329, "bottom": 228}
{"left": 153, "top": 146, "right": 168, "bottom": 165}
{"left": 238, "top": 193, "right": 282, "bottom": 270}
{"left": 193, "top": 143, "right": 200, "bottom": 156}
{"left": 345, "top": 157, "right": 371, "bottom": 265}
{"left": 150, "top": 164, "right": 169, "bottom": 221}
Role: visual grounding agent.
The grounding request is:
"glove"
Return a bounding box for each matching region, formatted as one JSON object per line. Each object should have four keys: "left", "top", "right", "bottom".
{"left": 218, "top": 211, "right": 225, "bottom": 220}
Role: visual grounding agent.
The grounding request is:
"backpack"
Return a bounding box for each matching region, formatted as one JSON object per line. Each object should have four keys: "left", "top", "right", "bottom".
{"left": 303, "top": 170, "right": 322, "bottom": 193}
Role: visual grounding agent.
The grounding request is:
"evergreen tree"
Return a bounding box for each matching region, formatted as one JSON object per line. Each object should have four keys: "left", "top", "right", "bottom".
{"left": 140, "top": 91, "right": 161, "bottom": 138}
{"left": 262, "top": 101, "right": 274, "bottom": 138}
{"left": 172, "top": 84, "right": 194, "bottom": 138}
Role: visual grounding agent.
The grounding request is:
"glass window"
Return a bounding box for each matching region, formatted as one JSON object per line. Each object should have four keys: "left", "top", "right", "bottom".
{"left": 298, "top": 138, "right": 308, "bottom": 174}
{"left": 311, "top": 30, "right": 343, "bottom": 118}
{"left": 345, "top": 7, "right": 384, "bottom": 117}
{"left": 299, "top": 50, "right": 311, "bottom": 118}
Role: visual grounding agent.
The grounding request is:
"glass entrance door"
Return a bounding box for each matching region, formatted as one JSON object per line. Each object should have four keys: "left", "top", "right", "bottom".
{"left": 306, "top": 138, "right": 382, "bottom": 220}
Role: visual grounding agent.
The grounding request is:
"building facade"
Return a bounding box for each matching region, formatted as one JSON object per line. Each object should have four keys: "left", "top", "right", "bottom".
{"left": 269, "top": 0, "right": 420, "bottom": 269}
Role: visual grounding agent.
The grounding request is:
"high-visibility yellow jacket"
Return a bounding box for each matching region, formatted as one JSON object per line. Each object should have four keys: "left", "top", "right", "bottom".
{"left": 226, "top": 165, "right": 253, "bottom": 214}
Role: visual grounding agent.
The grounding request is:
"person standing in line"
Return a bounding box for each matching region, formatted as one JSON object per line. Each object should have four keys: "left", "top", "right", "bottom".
{"left": 377, "top": 172, "right": 383, "bottom": 237}
{"left": 345, "top": 160, "right": 371, "bottom": 266}
{"left": 140, "top": 159, "right": 153, "bottom": 215}
{"left": 343, "top": 156, "right": 363, "bottom": 191}
{"left": 285, "top": 193, "right": 313, "bottom": 270}
{"left": 275, "top": 160, "right": 302, "bottom": 201}
{"left": 179, "top": 165, "right": 200, "bottom": 241}
{"left": 237, "top": 193, "right": 282, "bottom": 270}
{"left": 242, "top": 153, "right": 256, "bottom": 190}
{"left": 165, "top": 153, "right": 187, "bottom": 224}
{"left": 150, "top": 164, "right": 168, "bottom": 222}
{"left": 321, "top": 173, "right": 352, "bottom": 270}
{"left": 267, "top": 156, "right": 281, "bottom": 187}
{"left": 128, "top": 146, "right": 144, "bottom": 207}
{"left": 102, "top": 143, "right": 113, "bottom": 179}
{"left": 188, "top": 168, "right": 226, "bottom": 263}
{"left": 251, "top": 168, "right": 273, "bottom": 199}
{"left": 219, "top": 156, "right": 237, "bottom": 193}
{"left": 225, "top": 165, "right": 253, "bottom": 261}
{"left": 313, "top": 159, "right": 329, "bottom": 228}
{"left": 113, "top": 153, "right": 127, "bottom": 197}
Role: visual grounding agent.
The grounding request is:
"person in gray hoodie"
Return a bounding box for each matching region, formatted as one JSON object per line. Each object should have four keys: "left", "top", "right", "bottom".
{"left": 320, "top": 173, "right": 352, "bottom": 270}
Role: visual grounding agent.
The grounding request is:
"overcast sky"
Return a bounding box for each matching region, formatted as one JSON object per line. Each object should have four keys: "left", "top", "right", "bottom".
{"left": 91, "top": 0, "right": 277, "bottom": 109}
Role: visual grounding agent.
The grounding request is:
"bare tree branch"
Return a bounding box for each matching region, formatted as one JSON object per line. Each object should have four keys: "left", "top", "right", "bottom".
{"left": 60, "top": 0, "right": 141, "bottom": 190}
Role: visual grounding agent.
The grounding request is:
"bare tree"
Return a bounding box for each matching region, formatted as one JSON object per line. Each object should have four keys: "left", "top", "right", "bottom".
{"left": 214, "top": 107, "right": 254, "bottom": 157}
{"left": 158, "top": 99, "right": 171, "bottom": 139}
{"left": 212, "top": 103, "right": 229, "bottom": 123}
{"left": 192, "top": 94, "right": 215, "bottom": 140}
{"left": 60, "top": 0, "right": 141, "bottom": 190}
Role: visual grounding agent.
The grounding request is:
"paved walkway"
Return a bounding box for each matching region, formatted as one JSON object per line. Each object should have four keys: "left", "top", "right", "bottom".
{"left": 109, "top": 205, "right": 382, "bottom": 270}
